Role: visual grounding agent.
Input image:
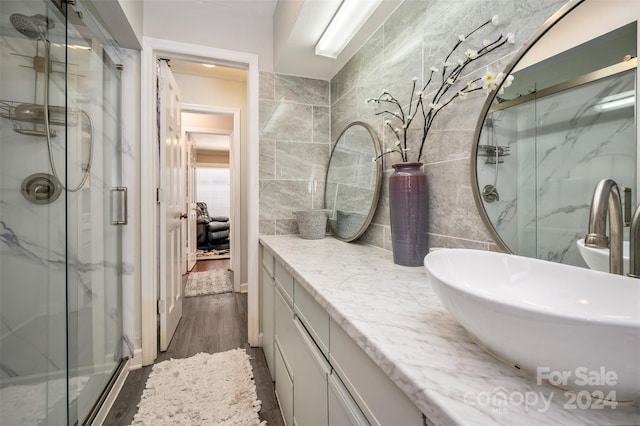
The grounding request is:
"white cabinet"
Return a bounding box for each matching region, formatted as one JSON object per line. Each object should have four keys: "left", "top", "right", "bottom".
{"left": 261, "top": 244, "right": 424, "bottom": 426}
{"left": 294, "top": 280, "right": 329, "bottom": 357}
{"left": 328, "top": 370, "right": 369, "bottom": 426}
{"left": 292, "top": 318, "right": 330, "bottom": 426}
{"left": 329, "top": 318, "right": 423, "bottom": 425}
{"left": 261, "top": 245, "right": 275, "bottom": 379}
{"left": 275, "top": 343, "right": 294, "bottom": 426}
{"left": 262, "top": 268, "right": 275, "bottom": 379}
{"left": 275, "top": 282, "right": 297, "bottom": 425}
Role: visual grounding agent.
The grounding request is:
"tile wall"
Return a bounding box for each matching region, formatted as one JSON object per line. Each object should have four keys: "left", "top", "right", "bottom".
{"left": 329, "top": 0, "right": 568, "bottom": 251}
{"left": 259, "top": 73, "right": 332, "bottom": 235}
{"left": 259, "top": 0, "right": 573, "bottom": 252}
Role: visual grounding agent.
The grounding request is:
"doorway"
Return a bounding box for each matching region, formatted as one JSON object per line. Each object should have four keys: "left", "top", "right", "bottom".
{"left": 181, "top": 104, "right": 241, "bottom": 291}
{"left": 140, "top": 38, "right": 260, "bottom": 366}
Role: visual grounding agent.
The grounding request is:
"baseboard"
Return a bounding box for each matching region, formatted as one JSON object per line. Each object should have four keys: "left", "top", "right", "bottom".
{"left": 240, "top": 282, "right": 248, "bottom": 293}
{"left": 90, "top": 358, "right": 130, "bottom": 426}
{"left": 129, "top": 349, "right": 143, "bottom": 370}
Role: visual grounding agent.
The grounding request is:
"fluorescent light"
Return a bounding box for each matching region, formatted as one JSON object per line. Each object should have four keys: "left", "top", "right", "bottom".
{"left": 594, "top": 90, "right": 635, "bottom": 112}
{"left": 202, "top": 64, "right": 216, "bottom": 68}
{"left": 315, "top": 0, "right": 383, "bottom": 59}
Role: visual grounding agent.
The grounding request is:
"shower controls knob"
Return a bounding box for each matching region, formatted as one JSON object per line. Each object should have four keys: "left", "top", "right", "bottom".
{"left": 21, "top": 173, "right": 62, "bottom": 204}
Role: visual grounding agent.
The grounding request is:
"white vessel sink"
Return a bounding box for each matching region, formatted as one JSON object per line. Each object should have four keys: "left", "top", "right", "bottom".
{"left": 577, "top": 238, "right": 630, "bottom": 275}
{"left": 424, "top": 249, "right": 640, "bottom": 402}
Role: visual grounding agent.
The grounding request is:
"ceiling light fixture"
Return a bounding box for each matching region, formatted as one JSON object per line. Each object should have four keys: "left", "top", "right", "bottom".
{"left": 315, "top": 0, "right": 383, "bottom": 59}
{"left": 202, "top": 64, "right": 216, "bottom": 68}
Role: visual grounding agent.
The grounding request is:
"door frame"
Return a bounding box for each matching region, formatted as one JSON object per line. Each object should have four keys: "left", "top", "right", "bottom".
{"left": 141, "top": 37, "right": 260, "bottom": 365}
{"left": 182, "top": 103, "right": 241, "bottom": 293}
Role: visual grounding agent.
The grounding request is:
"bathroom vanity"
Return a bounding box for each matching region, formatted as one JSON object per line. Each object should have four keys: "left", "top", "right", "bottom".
{"left": 259, "top": 235, "right": 640, "bottom": 425}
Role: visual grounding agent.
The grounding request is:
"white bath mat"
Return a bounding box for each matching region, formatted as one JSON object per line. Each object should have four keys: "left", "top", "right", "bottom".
{"left": 185, "top": 269, "right": 233, "bottom": 297}
{"left": 131, "top": 349, "right": 265, "bottom": 426}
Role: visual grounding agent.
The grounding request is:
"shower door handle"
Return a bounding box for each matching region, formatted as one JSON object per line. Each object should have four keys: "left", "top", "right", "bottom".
{"left": 111, "top": 186, "right": 128, "bottom": 225}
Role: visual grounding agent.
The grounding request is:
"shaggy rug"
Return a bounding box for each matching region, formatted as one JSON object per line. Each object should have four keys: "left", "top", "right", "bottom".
{"left": 185, "top": 269, "right": 233, "bottom": 297}
{"left": 130, "top": 349, "right": 265, "bottom": 426}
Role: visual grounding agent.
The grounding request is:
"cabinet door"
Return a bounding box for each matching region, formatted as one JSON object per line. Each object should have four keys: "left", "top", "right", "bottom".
{"left": 262, "top": 268, "right": 275, "bottom": 379}
{"left": 328, "top": 371, "right": 370, "bottom": 426}
{"left": 275, "top": 284, "right": 296, "bottom": 370}
{"left": 275, "top": 343, "right": 294, "bottom": 426}
{"left": 292, "top": 317, "right": 330, "bottom": 426}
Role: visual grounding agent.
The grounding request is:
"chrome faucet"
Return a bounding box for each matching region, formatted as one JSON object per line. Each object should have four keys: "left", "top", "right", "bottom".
{"left": 585, "top": 179, "right": 623, "bottom": 275}
{"left": 629, "top": 204, "right": 640, "bottom": 278}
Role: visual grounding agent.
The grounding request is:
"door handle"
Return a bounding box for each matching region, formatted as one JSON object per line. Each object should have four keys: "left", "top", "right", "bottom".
{"left": 111, "top": 187, "right": 128, "bottom": 225}
{"left": 180, "top": 213, "right": 188, "bottom": 219}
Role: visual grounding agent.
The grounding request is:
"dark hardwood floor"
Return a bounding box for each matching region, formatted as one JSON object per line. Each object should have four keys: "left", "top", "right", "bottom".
{"left": 192, "top": 258, "right": 230, "bottom": 272}
{"left": 103, "top": 262, "right": 283, "bottom": 425}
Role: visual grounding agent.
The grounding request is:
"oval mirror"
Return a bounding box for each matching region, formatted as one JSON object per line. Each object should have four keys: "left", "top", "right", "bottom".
{"left": 472, "top": 0, "right": 638, "bottom": 268}
{"left": 325, "top": 121, "right": 382, "bottom": 241}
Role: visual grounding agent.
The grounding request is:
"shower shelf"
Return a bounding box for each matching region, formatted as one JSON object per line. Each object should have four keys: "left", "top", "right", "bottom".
{"left": 0, "top": 100, "right": 79, "bottom": 127}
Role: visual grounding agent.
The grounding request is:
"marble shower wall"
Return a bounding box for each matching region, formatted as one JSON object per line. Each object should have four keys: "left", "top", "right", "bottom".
{"left": 0, "top": 15, "right": 133, "bottom": 396}
{"left": 259, "top": 73, "right": 332, "bottom": 235}
{"left": 478, "top": 70, "right": 636, "bottom": 267}
{"left": 330, "top": 0, "right": 568, "bottom": 251}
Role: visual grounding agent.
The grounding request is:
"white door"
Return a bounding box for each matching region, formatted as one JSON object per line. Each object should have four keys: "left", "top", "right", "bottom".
{"left": 187, "top": 133, "right": 197, "bottom": 271}
{"left": 158, "top": 59, "right": 183, "bottom": 351}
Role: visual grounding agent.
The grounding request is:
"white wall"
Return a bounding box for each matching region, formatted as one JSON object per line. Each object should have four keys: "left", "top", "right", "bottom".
{"left": 142, "top": 0, "right": 274, "bottom": 72}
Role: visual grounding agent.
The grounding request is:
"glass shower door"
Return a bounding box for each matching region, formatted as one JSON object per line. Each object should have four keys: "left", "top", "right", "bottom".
{"left": 0, "top": 0, "right": 125, "bottom": 424}
{"left": 65, "top": 1, "right": 124, "bottom": 423}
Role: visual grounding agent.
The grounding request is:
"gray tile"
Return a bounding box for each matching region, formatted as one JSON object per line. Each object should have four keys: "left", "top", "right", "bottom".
{"left": 260, "top": 139, "right": 276, "bottom": 180}
{"left": 260, "top": 71, "right": 275, "bottom": 101}
{"left": 275, "top": 141, "right": 329, "bottom": 180}
{"left": 359, "top": 223, "right": 385, "bottom": 248}
{"left": 276, "top": 219, "right": 298, "bottom": 235}
{"left": 259, "top": 219, "right": 276, "bottom": 236}
{"left": 259, "top": 180, "right": 313, "bottom": 220}
{"left": 427, "top": 233, "right": 491, "bottom": 250}
{"left": 421, "top": 129, "right": 473, "bottom": 165}
{"left": 313, "top": 106, "right": 331, "bottom": 144}
{"left": 260, "top": 101, "right": 313, "bottom": 141}
{"left": 424, "top": 159, "right": 493, "bottom": 242}
{"left": 275, "top": 74, "right": 330, "bottom": 106}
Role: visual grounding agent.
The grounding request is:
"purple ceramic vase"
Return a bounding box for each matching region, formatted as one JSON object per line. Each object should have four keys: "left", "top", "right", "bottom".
{"left": 389, "top": 162, "right": 428, "bottom": 266}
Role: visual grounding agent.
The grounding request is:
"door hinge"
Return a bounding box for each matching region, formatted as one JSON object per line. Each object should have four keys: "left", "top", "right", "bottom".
{"left": 157, "top": 299, "right": 165, "bottom": 314}
{"left": 156, "top": 188, "right": 163, "bottom": 203}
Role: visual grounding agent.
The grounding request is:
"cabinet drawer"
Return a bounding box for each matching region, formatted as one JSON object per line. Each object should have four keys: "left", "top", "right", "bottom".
{"left": 329, "top": 318, "right": 423, "bottom": 426}
{"left": 275, "top": 261, "right": 294, "bottom": 306}
{"left": 328, "top": 370, "right": 370, "bottom": 426}
{"left": 294, "top": 281, "right": 329, "bottom": 356}
{"left": 262, "top": 245, "right": 275, "bottom": 277}
{"left": 262, "top": 268, "right": 275, "bottom": 380}
{"left": 275, "top": 343, "right": 293, "bottom": 426}
{"left": 275, "top": 285, "right": 296, "bottom": 374}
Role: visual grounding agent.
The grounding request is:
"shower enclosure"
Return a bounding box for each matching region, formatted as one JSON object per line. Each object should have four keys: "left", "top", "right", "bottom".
{"left": 0, "top": 0, "right": 125, "bottom": 424}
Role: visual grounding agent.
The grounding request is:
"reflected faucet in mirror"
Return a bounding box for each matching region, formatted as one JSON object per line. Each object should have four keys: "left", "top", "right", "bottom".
{"left": 585, "top": 179, "right": 623, "bottom": 275}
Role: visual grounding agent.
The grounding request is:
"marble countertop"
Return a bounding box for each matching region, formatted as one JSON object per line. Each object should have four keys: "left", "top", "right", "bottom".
{"left": 259, "top": 235, "right": 640, "bottom": 426}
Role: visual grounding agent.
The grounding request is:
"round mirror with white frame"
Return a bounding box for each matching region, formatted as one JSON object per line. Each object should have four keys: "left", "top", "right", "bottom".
{"left": 472, "top": 0, "right": 638, "bottom": 267}
{"left": 325, "top": 121, "right": 382, "bottom": 242}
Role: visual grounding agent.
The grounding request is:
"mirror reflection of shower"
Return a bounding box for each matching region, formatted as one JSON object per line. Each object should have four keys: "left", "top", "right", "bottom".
{"left": 2, "top": 12, "right": 93, "bottom": 198}
{"left": 478, "top": 117, "right": 510, "bottom": 203}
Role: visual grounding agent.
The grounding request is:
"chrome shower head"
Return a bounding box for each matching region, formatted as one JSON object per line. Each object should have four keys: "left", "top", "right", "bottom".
{"left": 9, "top": 13, "right": 54, "bottom": 40}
